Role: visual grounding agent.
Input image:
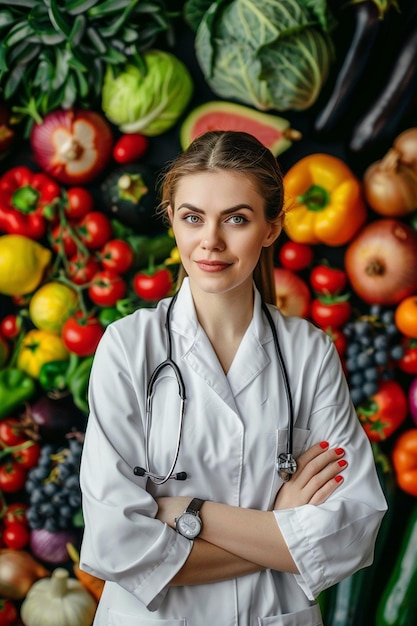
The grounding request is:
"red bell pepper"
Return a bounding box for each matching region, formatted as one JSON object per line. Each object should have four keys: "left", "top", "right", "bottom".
{"left": 0, "top": 166, "right": 61, "bottom": 239}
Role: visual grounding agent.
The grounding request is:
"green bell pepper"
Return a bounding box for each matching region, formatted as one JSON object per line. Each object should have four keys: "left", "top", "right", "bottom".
{"left": 39, "top": 359, "right": 69, "bottom": 393}
{"left": 0, "top": 367, "right": 36, "bottom": 418}
{"left": 67, "top": 356, "right": 94, "bottom": 415}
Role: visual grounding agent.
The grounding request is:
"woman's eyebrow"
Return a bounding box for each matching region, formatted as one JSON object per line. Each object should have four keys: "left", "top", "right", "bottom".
{"left": 176, "top": 203, "right": 254, "bottom": 214}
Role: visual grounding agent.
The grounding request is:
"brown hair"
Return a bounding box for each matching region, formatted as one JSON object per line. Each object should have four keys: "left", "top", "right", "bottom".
{"left": 158, "top": 130, "right": 284, "bottom": 304}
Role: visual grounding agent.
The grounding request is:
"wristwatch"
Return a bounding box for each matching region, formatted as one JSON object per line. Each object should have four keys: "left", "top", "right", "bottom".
{"left": 175, "top": 498, "right": 205, "bottom": 539}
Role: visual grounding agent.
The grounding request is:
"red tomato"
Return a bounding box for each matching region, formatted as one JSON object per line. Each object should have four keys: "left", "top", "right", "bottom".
{"left": 99, "top": 239, "right": 134, "bottom": 274}
{"left": 3, "top": 521, "right": 30, "bottom": 550}
{"left": 68, "top": 253, "right": 100, "bottom": 285}
{"left": 77, "top": 211, "right": 113, "bottom": 250}
{"left": 310, "top": 265, "right": 348, "bottom": 295}
{"left": 0, "top": 599, "right": 18, "bottom": 626}
{"left": 396, "top": 339, "right": 417, "bottom": 374}
{"left": 310, "top": 298, "right": 352, "bottom": 329}
{"left": 278, "top": 242, "right": 313, "bottom": 271}
{"left": 0, "top": 314, "right": 21, "bottom": 339}
{"left": 113, "top": 133, "right": 149, "bottom": 164}
{"left": 0, "top": 418, "right": 26, "bottom": 446}
{"left": 62, "top": 313, "right": 104, "bottom": 356}
{"left": 132, "top": 268, "right": 173, "bottom": 301}
{"left": 88, "top": 270, "right": 127, "bottom": 307}
{"left": 65, "top": 187, "right": 94, "bottom": 220}
{"left": 4, "top": 502, "right": 29, "bottom": 526}
{"left": 325, "top": 326, "right": 348, "bottom": 358}
{"left": 12, "top": 441, "right": 41, "bottom": 469}
{"left": 51, "top": 222, "right": 78, "bottom": 257}
{"left": 0, "top": 461, "right": 27, "bottom": 493}
{"left": 357, "top": 380, "right": 408, "bottom": 442}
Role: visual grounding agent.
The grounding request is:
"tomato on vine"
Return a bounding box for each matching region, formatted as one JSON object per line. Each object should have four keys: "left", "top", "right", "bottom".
{"left": 62, "top": 313, "right": 104, "bottom": 357}
{"left": 0, "top": 419, "right": 26, "bottom": 447}
{"left": 132, "top": 268, "right": 173, "bottom": 302}
{"left": 88, "top": 270, "right": 127, "bottom": 307}
{"left": 99, "top": 239, "right": 134, "bottom": 274}
{"left": 310, "top": 264, "right": 348, "bottom": 295}
{"left": 310, "top": 297, "right": 352, "bottom": 329}
{"left": 77, "top": 211, "right": 113, "bottom": 250}
{"left": 68, "top": 252, "right": 100, "bottom": 285}
{"left": 0, "top": 461, "right": 27, "bottom": 493}
{"left": 3, "top": 502, "right": 28, "bottom": 526}
{"left": 278, "top": 241, "right": 313, "bottom": 271}
{"left": 0, "top": 314, "right": 21, "bottom": 339}
{"left": 65, "top": 187, "right": 94, "bottom": 220}
{"left": 51, "top": 222, "right": 77, "bottom": 257}
{"left": 12, "top": 441, "right": 41, "bottom": 470}
{"left": 3, "top": 521, "right": 29, "bottom": 550}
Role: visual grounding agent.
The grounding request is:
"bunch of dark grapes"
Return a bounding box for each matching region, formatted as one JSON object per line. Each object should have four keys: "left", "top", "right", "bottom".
{"left": 343, "top": 306, "right": 404, "bottom": 406}
{"left": 25, "top": 436, "right": 83, "bottom": 532}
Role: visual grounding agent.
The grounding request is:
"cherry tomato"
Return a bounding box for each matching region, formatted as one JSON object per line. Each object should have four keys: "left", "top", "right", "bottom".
{"left": 113, "top": 133, "right": 149, "bottom": 164}
{"left": 396, "top": 338, "right": 417, "bottom": 374}
{"left": 310, "top": 265, "right": 348, "bottom": 295}
{"left": 68, "top": 252, "right": 100, "bottom": 285}
{"left": 132, "top": 268, "right": 173, "bottom": 301}
{"left": 3, "top": 502, "right": 29, "bottom": 526}
{"left": 0, "top": 418, "right": 26, "bottom": 446}
{"left": 77, "top": 211, "right": 113, "bottom": 250}
{"left": 0, "top": 314, "right": 21, "bottom": 339}
{"left": 88, "top": 270, "right": 127, "bottom": 307}
{"left": 51, "top": 222, "right": 78, "bottom": 257}
{"left": 0, "top": 599, "right": 18, "bottom": 626}
{"left": 3, "top": 521, "right": 30, "bottom": 550}
{"left": 278, "top": 242, "right": 313, "bottom": 271}
{"left": 65, "top": 187, "right": 94, "bottom": 220}
{"left": 0, "top": 461, "right": 27, "bottom": 493}
{"left": 395, "top": 295, "right": 417, "bottom": 338}
{"left": 62, "top": 313, "right": 104, "bottom": 357}
{"left": 356, "top": 380, "right": 408, "bottom": 442}
{"left": 12, "top": 441, "right": 41, "bottom": 469}
{"left": 99, "top": 239, "right": 135, "bottom": 274}
{"left": 310, "top": 298, "right": 352, "bottom": 329}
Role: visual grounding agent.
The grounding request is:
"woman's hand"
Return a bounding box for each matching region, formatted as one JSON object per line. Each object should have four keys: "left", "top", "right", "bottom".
{"left": 274, "top": 441, "right": 347, "bottom": 509}
{"left": 156, "top": 496, "right": 192, "bottom": 528}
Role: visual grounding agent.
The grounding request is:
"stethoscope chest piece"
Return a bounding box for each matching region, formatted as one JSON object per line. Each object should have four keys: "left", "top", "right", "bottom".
{"left": 277, "top": 453, "right": 298, "bottom": 482}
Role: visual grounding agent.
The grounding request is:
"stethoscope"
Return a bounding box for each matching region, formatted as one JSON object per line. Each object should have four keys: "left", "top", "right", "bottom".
{"left": 134, "top": 294, "right": 297, "bottom": 485}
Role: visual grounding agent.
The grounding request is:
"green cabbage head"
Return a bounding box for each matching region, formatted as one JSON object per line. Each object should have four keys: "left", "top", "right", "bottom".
{"left": 194, "top": 0, "right": 335, "bottom": 112}
{"left": 102, "top": 50, "right": 193, "bottom": 136}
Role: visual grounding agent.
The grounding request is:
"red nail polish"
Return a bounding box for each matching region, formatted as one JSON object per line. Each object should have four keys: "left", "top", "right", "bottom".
{"left": 338, "top": 460, "right": 348, "bottom": 468}
{"left": 320, "top": 441, "right": 329, "bottom": 449}
{"left": 335, "top": 475, "right": 343, "bottom": 483}
{"left": 335, "top": 448, "right": 344, "bottom": 455}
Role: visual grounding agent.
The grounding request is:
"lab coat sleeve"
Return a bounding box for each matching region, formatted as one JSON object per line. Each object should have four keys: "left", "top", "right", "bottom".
{"left": 79, "top": 322, "right": 192, "bottom": 611}
{"left": 273, "top": 339, "right": 387, "bottom": 601}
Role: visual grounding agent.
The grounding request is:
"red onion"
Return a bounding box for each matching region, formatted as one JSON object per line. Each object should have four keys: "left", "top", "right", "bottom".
{"left": 344, "top": 219, "right": 417, "bottom": 305}
{"left": 30, "top": 108, "right": 113, "bottom": 185}
{"left": 409, "top": 377, "right": 417, "bottom": 425}
{"left": 30, "top": 528, "right": 78, "bottom": 564}
{"left": 28, "top": 395, "right": 85, "bottom": 444}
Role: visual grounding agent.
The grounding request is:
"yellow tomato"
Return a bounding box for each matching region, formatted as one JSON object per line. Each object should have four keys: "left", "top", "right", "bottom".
{"left": 17, "top": 329, "right": 69, "bottom": 379}
{"left": 0, "top": 235, "right": 52, "bottom": 296}
{"left": 29, "top": 282, "right": 79, "bottom": 334}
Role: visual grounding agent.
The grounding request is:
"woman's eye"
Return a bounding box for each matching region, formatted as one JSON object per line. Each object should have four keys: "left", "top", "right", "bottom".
{"left": 228, "top": 215, "right": 247, "bottom": 225}
{"left": 185, "top": 214, "right": 201, "bottom": 224}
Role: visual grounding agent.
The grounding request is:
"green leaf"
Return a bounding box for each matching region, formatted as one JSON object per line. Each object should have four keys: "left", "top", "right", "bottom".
{"left": 8, "top": 41, "right": 41, "bottom": 67}
{"left": 4, "top": 64, "right": 25, "bottom": 99}
{"left": 98, "top": 1, "right": 141, "bottom": 38}
{"left": 62, "top": 73, "right": 78, "bottom": 108}
{"left": 88, "top": 0, "right": 134, "bottom": 18}
{"left": 0, "top": 10, "right": 16, "bottom": 30}
{"left": 4, "top": 22, "right": 35, "bottom": 48}
{"left": 66, "top": 0, "right": 99, "bottom": 15}
{"left": 183, "top": 0, "right": 213, "bottom": 31}
{"left": 48, "top": 0, "right": 73, "bottom": 37}
{"left": 74, "top": 67, "right": 90, "bottom": 98}
{"left": 86, "top": 25, "right": 107, "bottom": 53}
{"left": 52, "top": 48, "right": 70, "bottom": 90}
{"left": 68, "top": 14, "right": 87, "bottom": 46}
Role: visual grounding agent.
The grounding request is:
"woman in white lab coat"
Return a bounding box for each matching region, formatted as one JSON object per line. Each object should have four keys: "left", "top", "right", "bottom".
{"left": 79, "top": 131, "right": 387, "bottom": 626}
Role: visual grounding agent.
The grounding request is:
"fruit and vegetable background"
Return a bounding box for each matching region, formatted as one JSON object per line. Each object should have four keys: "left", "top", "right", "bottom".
{"left": 0, "top": 0, "right": 417, "bottom": 624}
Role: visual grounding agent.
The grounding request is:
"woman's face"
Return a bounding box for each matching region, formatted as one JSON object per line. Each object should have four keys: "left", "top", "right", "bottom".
{"left": 168, "top": 170, "right": 281, "bottom": 297}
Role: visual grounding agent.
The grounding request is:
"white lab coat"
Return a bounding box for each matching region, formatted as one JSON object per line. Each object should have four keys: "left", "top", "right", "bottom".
{"left": 80, "top": 278, "right": 387, "bottom": 626}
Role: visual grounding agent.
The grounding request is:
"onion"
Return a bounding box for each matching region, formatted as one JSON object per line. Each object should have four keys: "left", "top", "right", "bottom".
{"left": 409, "top": 377, "right": 417, "bottom": 426}
{"left": 0, "top": 549, "right": 49, "bottom": 600}
{"left": 30, "top": 528, "right": 78, "bottom": 564}
{"left": 30, "top": 108, "right": 113, "bottom": 185}
{"left": 363, "top": 149, "right": 417, "bottom": 216}
{"left": 393, "top": 127, "right": 417, "bottom": 173}
{"left": 27, "top": 395, "right": 86, "bottom": 444}
{"left": 344, "top": 219, "right": 417, "bottom": 305}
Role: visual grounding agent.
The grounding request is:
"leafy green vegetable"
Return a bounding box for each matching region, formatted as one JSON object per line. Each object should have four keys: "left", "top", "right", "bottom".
{"left": 190, "top": 0, "right": 335, "bottom": 112}
{"left": 0, "top": 0, "right": 180, "bottom": 133}
{"left": 101, "top": 49, "right": 193, "bottom": 135}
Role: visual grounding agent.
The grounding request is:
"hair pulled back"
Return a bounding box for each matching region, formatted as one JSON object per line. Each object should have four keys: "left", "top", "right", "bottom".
{"left": 159, "top": 131, "right": 285, "bottom": 304}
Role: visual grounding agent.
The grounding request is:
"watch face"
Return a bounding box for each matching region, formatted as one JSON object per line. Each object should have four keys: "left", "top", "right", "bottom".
{"left": 177, "top": 512, "right": 201, "bottom": 538}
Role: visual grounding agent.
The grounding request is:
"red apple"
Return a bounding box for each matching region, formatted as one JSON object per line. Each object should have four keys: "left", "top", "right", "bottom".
{"left": 273, "top": 268, "right": 311, "bottom": 318}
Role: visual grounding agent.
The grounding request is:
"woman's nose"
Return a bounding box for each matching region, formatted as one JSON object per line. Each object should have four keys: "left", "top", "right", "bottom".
{"left": 200, "top": 224, "right": 225, "bottom": 250}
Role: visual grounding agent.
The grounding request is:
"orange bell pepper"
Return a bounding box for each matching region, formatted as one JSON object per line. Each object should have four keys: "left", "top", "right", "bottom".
{"left": 283, "top": 153, "right": 367, "bottom": 246}
{"left": 392, "top": 429, "right": 417, "bottom": 497}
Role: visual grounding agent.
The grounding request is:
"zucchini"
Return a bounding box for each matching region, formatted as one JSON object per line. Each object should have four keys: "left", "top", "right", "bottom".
{"left": 322, "top": 444, "right": 398, "bottom": 626}
{"left": 376, "top": 502, "right": 417, "bottom": 626}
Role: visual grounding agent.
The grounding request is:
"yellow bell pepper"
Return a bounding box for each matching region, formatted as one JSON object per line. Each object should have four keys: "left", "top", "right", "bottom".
{"left": 17, "top": 329, "right": 69, "bottom": 379}
{"left": 283, "top": 153, "right": 367, "bottom": 246}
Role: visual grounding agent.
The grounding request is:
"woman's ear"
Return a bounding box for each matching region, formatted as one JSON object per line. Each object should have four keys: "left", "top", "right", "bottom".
{"left": 167, "top": 205, "right": 174, "bottom": 224}
{"left": 263, "top": 219, "right": 282, "bottom": 248}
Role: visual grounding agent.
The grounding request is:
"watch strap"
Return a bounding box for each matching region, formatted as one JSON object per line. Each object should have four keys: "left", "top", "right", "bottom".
{"left": 186, "top": 498, "right": 205, "bottom": 516}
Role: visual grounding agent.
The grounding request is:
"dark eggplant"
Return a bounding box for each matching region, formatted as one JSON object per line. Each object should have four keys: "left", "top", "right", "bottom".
{"left": 314, "top": 1, "right": 384, "bottom": 136}
{"left": 100, "top": 162, "right": 165, "bottom": 236}
{"left": 349, "top": 14, "right": 417, "bottom": 156}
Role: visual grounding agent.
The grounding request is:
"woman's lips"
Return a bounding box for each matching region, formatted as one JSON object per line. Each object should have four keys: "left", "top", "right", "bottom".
{"left": 195, "top": 260, "right": 231, "bottom": 272}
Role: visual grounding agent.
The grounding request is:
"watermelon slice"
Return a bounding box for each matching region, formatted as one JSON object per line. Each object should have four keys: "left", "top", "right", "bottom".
{"left": 180, "top": 101, "right": 301, "bottom": 156}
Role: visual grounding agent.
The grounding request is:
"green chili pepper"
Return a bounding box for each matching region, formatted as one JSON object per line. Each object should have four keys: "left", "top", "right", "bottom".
{"left": 39, "top": 360, "right": 70, "bottom": 393}
{"left": 67, "top": 356, "right": 94, "bottom": 415}
{"left": 0, "top": 367, "right": 36, "bottom": 418}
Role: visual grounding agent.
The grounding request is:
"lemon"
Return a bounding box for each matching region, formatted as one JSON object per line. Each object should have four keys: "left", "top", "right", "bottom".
{"left": 0, "top": 235, "right": 52, "bottom": 296}
{"left": 29, "top": 281, "right": 79, "bottom": 334}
